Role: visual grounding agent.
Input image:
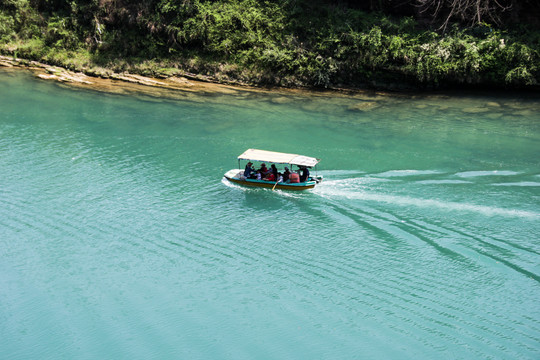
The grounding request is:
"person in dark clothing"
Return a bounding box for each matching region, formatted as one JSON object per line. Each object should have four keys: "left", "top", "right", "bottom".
{"left": 270, "top": 164, "right": 278, "bottom": 179}
{"left": 299, "top": 166, "right": 310, "bottom": 182}
{"left": 244, "top": 162, "right": 254, "bottom": 178}
{"left": 283, "top": 167, "right": 291, "bottom": 182}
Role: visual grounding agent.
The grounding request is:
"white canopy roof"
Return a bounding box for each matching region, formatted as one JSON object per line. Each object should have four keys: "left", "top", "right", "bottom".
{"left": 238, "top": 149, "right": 320, "bottom": 167}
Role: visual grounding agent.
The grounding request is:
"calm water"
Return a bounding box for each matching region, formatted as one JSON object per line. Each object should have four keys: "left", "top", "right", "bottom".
{"left": 1, "top": 69, "right": 539, "bottom": 359}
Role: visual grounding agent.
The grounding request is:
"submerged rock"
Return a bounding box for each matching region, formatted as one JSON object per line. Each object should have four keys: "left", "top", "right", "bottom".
{"left": 347, "top": 101, "right": 379, "bottom": 112}
{"left": 462, "top": 107, "right": 489, "bottom": 114}
{"left": 514, "top": 109, "right": 533, "bottom": 116}
{"left": 486, "top": 113, "right": 503, "bottom": 119}
{"left": 270, "top": 96, "right": 292, "bottom": 104}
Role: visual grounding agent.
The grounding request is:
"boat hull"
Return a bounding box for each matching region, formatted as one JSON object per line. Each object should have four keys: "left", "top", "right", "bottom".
{"left": 224, "top": 169, "right": 317, "bottom": 190}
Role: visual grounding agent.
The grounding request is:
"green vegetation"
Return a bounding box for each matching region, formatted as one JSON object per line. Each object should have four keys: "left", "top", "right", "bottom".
{"left": 1, "top": 0, "right": 538, "bottom": 90}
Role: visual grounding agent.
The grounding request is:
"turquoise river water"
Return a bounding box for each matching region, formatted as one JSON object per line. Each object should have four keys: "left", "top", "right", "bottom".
{"left": 1, "top": 69, "right": 539, "bottom": 359}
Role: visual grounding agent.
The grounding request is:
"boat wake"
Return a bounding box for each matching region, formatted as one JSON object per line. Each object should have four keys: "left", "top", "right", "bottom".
{"left": 222, "top": 168, "right": 539, "bottom": 219}
{"left": 313, "top": 170, "right": 540, "bottom": 219}
{"left": 455, "top": 170, "right": 521, "bottom": 178}
{"left": 307, "top": 171, "right": 540, "bottom": 285}
{"left": 373, "top": 169, "right": 444, "bottom": 177}
{"left": 316, "top": 185, "right": 539, "bottom": 218}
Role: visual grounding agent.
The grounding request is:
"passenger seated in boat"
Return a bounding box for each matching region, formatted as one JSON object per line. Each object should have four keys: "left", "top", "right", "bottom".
{"left": 255, "top": 171, "right": 262, "bottom": 180}
{"left": 259, "top": 163, "right": 269, "bottom": 176}
{"left": 299, "top": 166, "right": 310, "bottom": 182}
{"left": 270, "top": 164, "right": 278, "bottom": 179}
{"left": 289, "top": 172, "right": 300, "bottom": 183}
{"left": 244, "top": 162, "right": 255, "bottom": 179}
{"left": 264, "top": 172, "right": 276, "bottom": 182}
{"left": 283, "top": 167, "right": 291, "bottom": 182}
{"left": 277, "top": 173, "right": 284, "bottom": 183}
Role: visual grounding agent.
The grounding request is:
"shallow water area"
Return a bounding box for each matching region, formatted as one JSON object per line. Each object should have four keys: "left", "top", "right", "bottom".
{"left": 1, "top": 69, "right": 540, "bottom": 359}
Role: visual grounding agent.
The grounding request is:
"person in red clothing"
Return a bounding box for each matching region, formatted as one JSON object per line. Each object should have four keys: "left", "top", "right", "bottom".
{"left": 259, "top": 163, "right": 269, "bottom": 176}
{"left": 289, "top": 172, "right": 300, "bottom": 183}
{"left": 264, "top": 172, "right": 276, "bottom": 182}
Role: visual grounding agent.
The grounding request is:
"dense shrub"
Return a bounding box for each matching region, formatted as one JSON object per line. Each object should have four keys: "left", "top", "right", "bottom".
{"left": 0, "top": 0, "right": 538, "bottom": 89}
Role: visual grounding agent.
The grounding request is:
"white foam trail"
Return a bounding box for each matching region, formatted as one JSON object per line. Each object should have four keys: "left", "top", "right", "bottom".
{"left": 416, "top": 180, "right": 471, "bottom": 185}
{"left": 374, "top": 170, "right": 443, "bottom": 177}
{"left": 274, "top": 190, "right": 304, "bottom": 199}
{"left": 322, "top": 177, "right": 394, "bottom": 189}
{"left": 220, "top": 177, "right": 303, "bottom": 198}
{"left": 221, "top": 177, "right": 247, "bottom": 191}
{"left": 315, "top": 187, "right": 539, "bottom": 219}
{"left": 455, "top": 170, "right": 520, "bottom": 178}
{"left": 319, "top": 170, "right": 366, "bottom": 176}
{"left": 492, "top": 182, "right": 540, "bottom": 187}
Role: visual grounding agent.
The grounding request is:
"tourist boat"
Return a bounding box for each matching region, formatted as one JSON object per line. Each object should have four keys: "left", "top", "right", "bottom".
{"left": 224, "top": 149, "right": 322, "bottom": 190}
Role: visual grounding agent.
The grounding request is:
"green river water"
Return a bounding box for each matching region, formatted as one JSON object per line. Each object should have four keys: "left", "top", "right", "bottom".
{"left": 1, "top": 69, "right": 539, "bottom": 359}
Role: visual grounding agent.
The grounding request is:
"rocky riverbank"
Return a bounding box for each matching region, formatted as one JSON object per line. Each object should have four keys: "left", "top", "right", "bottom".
{"left": 0, "top": 55, "right": 398, "bottom": 105}
{"left": 3, "top": 54, "right": 538, "bottom": 122}
{"left": 0, "top": 55, "right": 235, "bottom": 94}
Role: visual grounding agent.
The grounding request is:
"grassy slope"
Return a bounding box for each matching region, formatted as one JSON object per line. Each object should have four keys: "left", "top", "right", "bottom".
{"left": 0, "top": 0, "right": 538, "bottom": 90}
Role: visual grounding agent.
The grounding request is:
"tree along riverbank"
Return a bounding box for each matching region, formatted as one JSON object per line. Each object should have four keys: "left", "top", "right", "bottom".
{"left": 1, "top": 0, "right": 538, "bottom": 92}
